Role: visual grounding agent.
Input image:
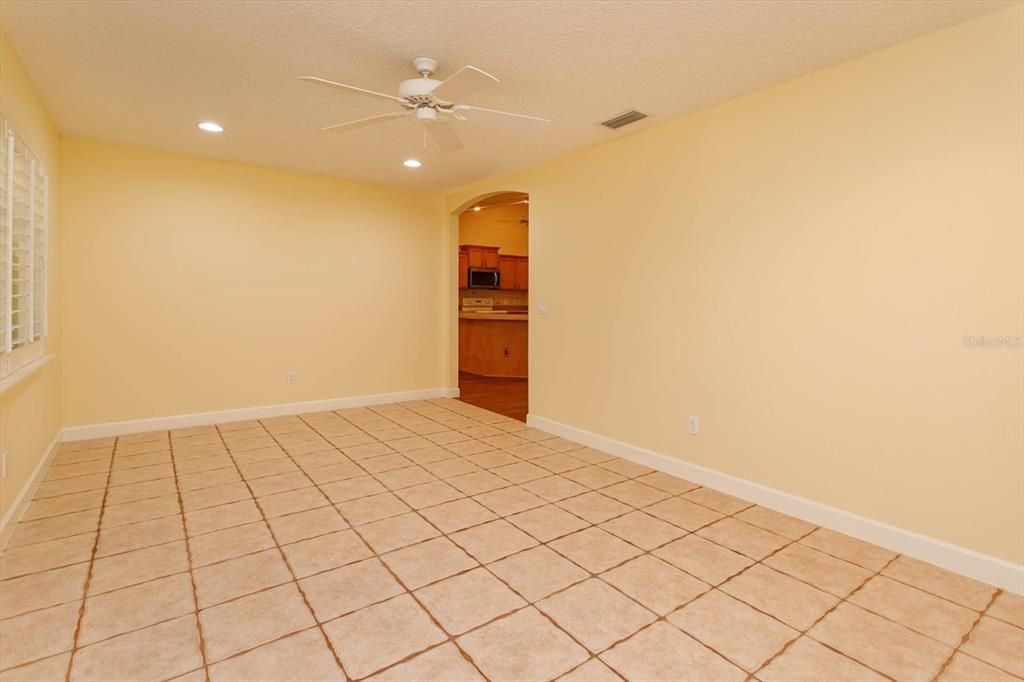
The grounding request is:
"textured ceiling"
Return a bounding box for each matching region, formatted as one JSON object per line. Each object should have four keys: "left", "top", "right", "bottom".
{"left": 1, "top": 0, "right": 1011, "bottom": 191}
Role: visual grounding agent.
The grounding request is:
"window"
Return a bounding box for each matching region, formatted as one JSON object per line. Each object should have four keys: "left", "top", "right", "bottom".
{"left": 0, "top": 121, "right": 48, "bottom": 378}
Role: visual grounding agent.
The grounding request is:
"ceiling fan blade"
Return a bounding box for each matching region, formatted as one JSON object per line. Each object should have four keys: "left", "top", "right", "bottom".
{"left": 426, "top": 121, "right": 464, "bottom": 154}
{"left": 299, "top": 76, "right": 406, "bottom": 104}
{"left": 452, "top": 105, "right": 549, "bottom": 133}
{"left": 321, "top": 111, "right": 410, "bottom": 132}
{"left": 430, "top": 65, "right": 499, "bottom": 103}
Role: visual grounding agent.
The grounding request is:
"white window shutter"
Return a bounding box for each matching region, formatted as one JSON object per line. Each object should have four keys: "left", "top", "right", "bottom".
{"left": 0, "top": 126, "right": 12, "bottom": 354}
{"left": 10, "top": 132, "right": 33, "bottom": 350}
{"left": 32, "top": 162, "right": 47, "bottom": 340}
{"left": 0, "top": 122, "right": 48, "bottom": 357}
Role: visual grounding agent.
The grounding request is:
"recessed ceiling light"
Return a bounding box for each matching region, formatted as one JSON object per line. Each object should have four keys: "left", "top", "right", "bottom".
{"left": 198, "top": 121, "right": 224, "bottom": 133}
{"left": 403, "top": 159, "right": 422, "bottom": 168}
{"left": 473, "top": 206, "right": 481, "bottom": 212}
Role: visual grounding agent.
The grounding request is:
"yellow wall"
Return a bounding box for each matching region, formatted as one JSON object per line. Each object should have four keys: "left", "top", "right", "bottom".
{"left": 61, "top": 139, "right": 445, "bottom": 427}
{"left": 447, "top": 6, "right": 1024, "bottom": 563}
{"left": 0, "top": 30, "right": 63, "bottom": 520}
{"left": 459, "top": 204, "right": 529, "bottom": 256}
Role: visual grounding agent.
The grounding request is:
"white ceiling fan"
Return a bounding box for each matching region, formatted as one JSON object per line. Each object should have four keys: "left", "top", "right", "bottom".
{"left": 300, "top": 57, "right": 550, "bottom": 153}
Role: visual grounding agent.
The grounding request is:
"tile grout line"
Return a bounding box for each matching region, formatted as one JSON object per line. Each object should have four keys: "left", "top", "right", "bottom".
{"left": 4, "top": 401, "right": 1017, "bottom": 681}
{"left": 62, "top": 436, "right": 118, "bottom": 682}
{"left": 549, "top": 506, "right": 823, "bottom": 678}
{"left": 3, "top": 410, "right": 838, "bottom": 667}
{"left": 932, "top": 587, "right": 1002, "bottom": 680}
{"left": 4, "top": 440, "right": 782, "bottom": 675}
{"left": 346, "top": 404, "right": 926, "bottom": 680}
{"left": 291, "top": 411, "right": 493, "bottom": 682}
{"left": 3, "top": 439, "right": 987, "bottom": 635}
{"left": 351, "top": 406, "right": 782, "bottom": 678}
{"left": 753, "top": 552, "right": 904, "bottom": 681}
{"left": 168, "top": 429, "right": 213, "bottom": 682}
{"left": 214, "top": 421, "right": 354, "bottom": 681}
{"left": 301, "top": 406, "right": 804, "bottom": 679}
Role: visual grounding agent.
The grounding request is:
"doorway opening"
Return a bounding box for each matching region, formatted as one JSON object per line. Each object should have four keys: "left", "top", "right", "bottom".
{"left": 454, "top": 192, "right": 529, "bottom": 421}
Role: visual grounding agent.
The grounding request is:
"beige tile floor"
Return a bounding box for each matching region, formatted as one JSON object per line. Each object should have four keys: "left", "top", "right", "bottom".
{"left": 1, "top": 398, "right": 1022, "bottom": 681}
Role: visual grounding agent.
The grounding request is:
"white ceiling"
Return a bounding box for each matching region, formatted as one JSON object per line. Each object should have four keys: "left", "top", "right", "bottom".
{"left": 1, "top": 0, "right": 1010, "bottom": 192}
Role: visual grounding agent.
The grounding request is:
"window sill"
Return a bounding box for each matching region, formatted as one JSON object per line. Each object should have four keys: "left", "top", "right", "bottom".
{"left": 0, "top": 354, "right": 54, "bottom": 395}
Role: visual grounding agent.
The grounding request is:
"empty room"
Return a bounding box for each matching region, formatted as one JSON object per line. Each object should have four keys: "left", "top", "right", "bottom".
{"left": 0, "top": 1, "right": 1021, "bottom": 680}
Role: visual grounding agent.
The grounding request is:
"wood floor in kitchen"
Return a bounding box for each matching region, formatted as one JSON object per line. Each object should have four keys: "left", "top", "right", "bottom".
{"left": 458, "top": 371, "right": 528, "bottom": 422}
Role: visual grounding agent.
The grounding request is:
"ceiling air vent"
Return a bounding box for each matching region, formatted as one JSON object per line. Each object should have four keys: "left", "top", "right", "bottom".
{"left": 600, "top": 110, "right": 648, "bottom": 129}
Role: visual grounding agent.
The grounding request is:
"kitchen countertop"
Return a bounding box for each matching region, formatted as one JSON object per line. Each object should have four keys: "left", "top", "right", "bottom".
{"left": 459, "top": 312, "right": 528, "bottom": 321}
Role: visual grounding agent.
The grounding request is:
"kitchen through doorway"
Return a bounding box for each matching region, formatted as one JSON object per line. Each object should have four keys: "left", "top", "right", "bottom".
{"left": 456, "top": 192, "right": 529, "bottom": 421}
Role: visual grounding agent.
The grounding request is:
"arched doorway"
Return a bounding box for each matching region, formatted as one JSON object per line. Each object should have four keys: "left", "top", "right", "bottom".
{"left": 450, "top": 192, "right": 529, "bottom": 421}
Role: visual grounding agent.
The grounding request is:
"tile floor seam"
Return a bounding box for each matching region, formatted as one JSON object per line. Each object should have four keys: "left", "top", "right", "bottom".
{"left": 0, "top": 556, "right": 92, "bottom": 583}
{"left": 31, "top": 487, "right": 108, "bottom": 502}
{"left": 936, "top": 588, "right": 1015, "bottom": 680}
{"left": 308, "top": 406, "right": 832, "bottom": 674}
{"left": 294, "top": 412, "right": 493, "bottom": 681}
{"left": 846, "top": 583, "right": 991, "bottom": 654}
{"left": 207, "top": 424, "right": 351, "bottom": 679}
{"left": 199, "top": 625, "right": 344, "bottom": 679}
{"left": 877, "top": 572, "right": 1001, "bottom": 614}
{"left": 760, "top": 552, "right": 904, "bottom": 681}
{"left": 63, "top": 438, "right": 117, "bottom": 682}
{"left": 51, "top": 611, "right": 204, "bottom": 657}
{"left": 649, "top": 527, "right": 825, "bottom": 675}
{"left": 11, "top": 502, "right": 107, "bottom": 524}
{"left": 168, "top": 430, "right": 213, "bottom": 682}
{"left": 301, "top": 416, "right": 652, "bottom": 672}
{"left": 0, "top": 444, "right": 827, "bottom": 602}
{"left": 3, "top": 525, "right": 101, "bottom": 551}
{"left": 595, "top": 525, "right": 822, "bottom": 671}
{"left": 8, "top": 402, "right": 1018, "bottom": 682}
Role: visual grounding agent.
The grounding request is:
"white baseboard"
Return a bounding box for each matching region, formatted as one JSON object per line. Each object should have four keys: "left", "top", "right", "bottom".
{"left": 444, "top": 387, "right": 461, "bottom": 398}
{"left": 63, "top": 387, "right": 457, "bottom": 441}
{"left": 528, "top": 413, "right": 1024, "bottom": 595}
{"left": 0, "top": 431, "right": 61, "bottom": 550}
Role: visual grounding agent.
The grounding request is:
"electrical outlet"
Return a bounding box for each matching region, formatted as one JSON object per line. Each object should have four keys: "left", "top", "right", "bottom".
{"left": 538, "top": 300, "right": 549, "bottom": 314}
{"left": 687, "top": 416, "right": 700, "bottom": 435}
{"left": 1, "top": 450, "right": 7, "bottom": 479}
{"left": 287, "top": 372, "right": 297, "bottom": 384}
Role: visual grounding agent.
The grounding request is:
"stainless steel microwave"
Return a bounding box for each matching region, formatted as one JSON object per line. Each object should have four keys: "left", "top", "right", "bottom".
{"left": 468, "top": 268, "right": 500, "bottom": 289}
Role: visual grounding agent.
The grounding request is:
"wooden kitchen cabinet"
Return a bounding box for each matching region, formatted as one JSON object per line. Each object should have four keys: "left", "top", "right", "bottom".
{"left": 458, "top": 252, "right": 469, "bottom": 289}
{"left": 497, "top": 255, "right": 529, "bottom": 290}
{"left": 515, "top": 257, "right": 529, "bottom": 291}
{"left": 463, "top": 245, "right": 500, "bottom": 269}
{"left": 461, "top": 246, "right": 526, "bottom": 290}
{"left": 498, "top": 256, "right": 517, "bottom": 291}
{"left": 459, "top": 317, "right": 528, "bottom": 378}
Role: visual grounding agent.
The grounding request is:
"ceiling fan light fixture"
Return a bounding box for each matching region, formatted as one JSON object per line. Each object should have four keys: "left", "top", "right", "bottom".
{"left": 403, "top": 159, "right": 422, "bottom": 168}
{"left": 197, "top": 121, "right": 224, "bottom": 133}
{"left": 300, "top": 58, "right": 551, "bottom": 154}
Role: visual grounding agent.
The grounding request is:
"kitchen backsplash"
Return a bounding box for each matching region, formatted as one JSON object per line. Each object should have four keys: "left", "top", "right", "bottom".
{"left": 459, "top": 289, "right": 528, "bottom": 309}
